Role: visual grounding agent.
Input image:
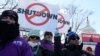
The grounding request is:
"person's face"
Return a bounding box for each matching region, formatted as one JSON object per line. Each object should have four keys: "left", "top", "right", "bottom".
{"left": 69, "top": 39, "right": 79, "bottom": 45}
{"left": 30, "top": 37, "right": 39, "bottom": 43}
{"left": 0, "top": 16, "right": 15, "bottom": 24}
{"left": 45, "top": 35, "right": 52, "bottom": 41}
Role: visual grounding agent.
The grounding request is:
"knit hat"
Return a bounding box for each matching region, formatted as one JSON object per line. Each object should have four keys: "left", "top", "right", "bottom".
{"left": 28, "top": 30, "right": 40, "bottom": 37}
{"left": 44, "top": 31, "right": 53, "bottom": 36}
{"left": 67, "top": 32, "right": 80, "bottom": 42}
{"left": 1, "top": 10, "right": 18, "bottom": 23}
{"left": 28, "top": 30, "right": 40, "bottom": 40}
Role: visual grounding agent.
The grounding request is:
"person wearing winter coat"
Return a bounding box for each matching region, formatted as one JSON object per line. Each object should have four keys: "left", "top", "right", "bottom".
{"left": 62, "top": 32, "right": 91, "bottom": 56}
{"left": 0, "top": 10, "right": 33, "bottom": 56}
{"left": 41, "top": 31, "right": 54, "bottom": 56}
{"left": 28, "top": 34, "right": 43, "bottom": 56}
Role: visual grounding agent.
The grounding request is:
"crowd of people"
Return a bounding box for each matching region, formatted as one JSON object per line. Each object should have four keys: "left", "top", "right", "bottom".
{"left": 0, "top": 10, "right": 99, "bottom": 56}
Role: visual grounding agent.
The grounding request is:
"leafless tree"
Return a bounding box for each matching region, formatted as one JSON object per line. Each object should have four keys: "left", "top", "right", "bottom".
{"left": 0, "top": 0, "right": 18, "bottom": 13}
{"left": 64, "top": 4, "right": 93, "bottom": 33}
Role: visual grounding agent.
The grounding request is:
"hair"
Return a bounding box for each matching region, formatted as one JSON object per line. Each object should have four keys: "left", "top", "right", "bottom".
{"left": 29, "top": 35, "right": 40, "bottom": 41}
{"left": 44, "top": 31, "right": 53, "bottom": 37}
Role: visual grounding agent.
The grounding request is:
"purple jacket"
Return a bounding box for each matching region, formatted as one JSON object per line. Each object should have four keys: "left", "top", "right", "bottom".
{"left": 41, "top": 39, "right": 54, "bottom": 51}
{"left": 95, "top": 42, "right": 100, "bottom": 56}
{"left": 0, "top": 37, "right": 33, "bottom": 56}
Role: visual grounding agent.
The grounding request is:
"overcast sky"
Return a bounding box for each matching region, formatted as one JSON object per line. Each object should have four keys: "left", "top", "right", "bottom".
{"left": 40, "top": 0, "right": 100, "bottom": 34}
{"left": 0, "top": 0, "right": 100, "bottom": 33}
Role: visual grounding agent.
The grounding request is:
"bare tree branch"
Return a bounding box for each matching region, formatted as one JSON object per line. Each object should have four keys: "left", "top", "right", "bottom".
{"left": 11, "top": 3, "right": 18, "bottom": 10}
{"left": 10, "top": 0, "right": 13, "bottom": 9}
{"left": 1, "top": 0, "right": 10, "bottom": 9}
{"left": 64, "top": 4, "right": 92, "bottom": 33}
{"left": 76, "top": 11, "right": 93, "bottom": 32}
{"left": 0, "top": 0, "right": 18, "bottom": 11}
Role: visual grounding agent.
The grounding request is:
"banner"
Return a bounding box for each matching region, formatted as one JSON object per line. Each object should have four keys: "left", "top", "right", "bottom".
{"left": 56, "top": 13, "right": 70, "bottom": 34}
{"left": 82, "top": 33, "right": 100, "bottom": 42}
{"left": 17, "top": 0, "right": 59, "bottom": 32}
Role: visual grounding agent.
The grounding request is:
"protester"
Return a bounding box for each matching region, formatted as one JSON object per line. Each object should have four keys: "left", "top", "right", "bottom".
{"left": 28, "top": 34, "right": 42, "bottom": 56}
{"left": 54, "top": 32, "right": 62, "bottom": 56}
{"left": 0, "top": 10, "right": 33, "bottom": 56}
{"left": 62, "top": 32, "right": 91, "bottom": 56}
{"left": 41, "top": 31, "right": 54, "bottom": 56}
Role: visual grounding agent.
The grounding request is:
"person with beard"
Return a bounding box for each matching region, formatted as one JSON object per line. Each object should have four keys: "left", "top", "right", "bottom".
{"left": 0, "top": 10, "right": 33, "bottom": 56}
{"left": 62, "top": 32, "right": 91, "bottom": 56}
